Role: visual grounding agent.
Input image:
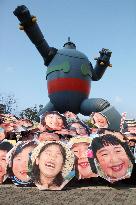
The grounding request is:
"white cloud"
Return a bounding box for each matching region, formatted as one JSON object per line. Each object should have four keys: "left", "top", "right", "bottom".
{"left": 114, "top": 96, "right": 123, "bottom": 104}
{"left": 5, "top": 66, "right": 15, "bottom": 73}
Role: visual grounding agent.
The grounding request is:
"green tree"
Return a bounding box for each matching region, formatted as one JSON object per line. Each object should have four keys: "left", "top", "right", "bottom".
{"left": 83, "top": 119, "right": 97, "bottom": 128}
{"left": 19, "top": 104, "right": 43, "bottom": 122}
{"left": 0, "top": 94, "right": 17, "bottom": 114}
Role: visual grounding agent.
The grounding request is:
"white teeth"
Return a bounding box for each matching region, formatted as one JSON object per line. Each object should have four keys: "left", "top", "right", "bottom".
{"left": 45, "top": 163, "right": 55, "bottom": 168}
{"left": 79, "top": 162, "right": 89, "bottom": 167}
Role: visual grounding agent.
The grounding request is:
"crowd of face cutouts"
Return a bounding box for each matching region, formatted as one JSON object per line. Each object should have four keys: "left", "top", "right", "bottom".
{"left": 0, "top": 111, "right": 136, "bottom": 190}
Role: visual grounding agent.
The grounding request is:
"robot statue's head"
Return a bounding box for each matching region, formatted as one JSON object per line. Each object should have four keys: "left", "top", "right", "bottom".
{"left": 63, "top": 37, "right": 76, "bottom": 49}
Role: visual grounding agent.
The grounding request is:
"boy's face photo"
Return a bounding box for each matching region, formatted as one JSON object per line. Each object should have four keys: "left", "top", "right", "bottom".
{"left": 12, "top": 146, "right": 34, "bottom": 182}
{"left": 96, "top": 144, "right": 132, "bottom": 180}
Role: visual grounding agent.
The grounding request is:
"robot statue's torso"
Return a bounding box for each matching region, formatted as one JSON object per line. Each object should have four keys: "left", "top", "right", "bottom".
{"left": 47, "top": 45, "right": 92, "bottom": 113}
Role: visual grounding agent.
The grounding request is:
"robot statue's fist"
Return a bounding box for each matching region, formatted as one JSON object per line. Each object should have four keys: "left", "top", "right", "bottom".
{"left": 97, "top": 48, "right": 112, "bottom": 67}
{"left": 13, "top": 5, "right": 32, "bottom": 25}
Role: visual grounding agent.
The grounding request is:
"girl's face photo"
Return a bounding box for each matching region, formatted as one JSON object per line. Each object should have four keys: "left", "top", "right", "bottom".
{"left": 72, "top": 142, "right": 95, "bottom": 179}
{"left": 12, "top": 146, "right": 34, "bottom": 182}
{"left": 36, "top": 144, "right": 64, "bottom": 179}
{"left": 70, "top": 123, "right": 87, "bottom": 136}
{"left": 96, "top": 144, "right": 131, "bottom": 180}
{"left": 45, "top": 114, "right": 64, "bottom": 130}
{"left": 0, "top": 150, "right": 7, "bottom": 183}
{"left": 92, "top": 113, "right": 108, "bottom": 128}
{"left": 30, "top": 141, "right": 75, "bottom": 190}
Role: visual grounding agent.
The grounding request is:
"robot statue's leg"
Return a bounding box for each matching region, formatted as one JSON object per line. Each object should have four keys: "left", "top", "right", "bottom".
{"left": 80, "top": 98, "right": 110, "bottom": 115}
{"left": 38, "top": 101, "right": 56, "bottom": 116}
{"left": 80, "top": 98, "right": 127, "bottom": 132}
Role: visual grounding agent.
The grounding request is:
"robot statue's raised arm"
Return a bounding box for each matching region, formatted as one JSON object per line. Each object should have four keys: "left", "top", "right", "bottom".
{"left": 13, "top": 5, "right": 57, "bottom": 66}
{"left": 14, "top": 5, "right": 126, "bottom": 132}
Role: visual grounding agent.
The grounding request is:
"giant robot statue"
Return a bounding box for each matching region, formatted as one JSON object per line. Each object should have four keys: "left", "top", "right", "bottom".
{"left": 13, "top": 5, "right": 126, "bottom": 131}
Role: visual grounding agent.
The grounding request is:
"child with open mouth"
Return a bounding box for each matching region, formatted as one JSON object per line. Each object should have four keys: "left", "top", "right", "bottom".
{"left": 28, "top": 141, "right": 74, "bottom": 190}
{"left": 91, "top": 134, "right": 134, "bottom": 182}
{"left": 69, "top": 136, "right": 97, "bottom": 179}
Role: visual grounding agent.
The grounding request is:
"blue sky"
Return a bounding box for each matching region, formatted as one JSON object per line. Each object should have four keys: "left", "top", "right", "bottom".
{"left": 1, "top": 0, "right": 136, "bottom": 118}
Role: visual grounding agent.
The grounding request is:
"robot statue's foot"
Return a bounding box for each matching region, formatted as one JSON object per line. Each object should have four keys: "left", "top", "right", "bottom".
{"left": 100, "top": 106, "right": 128, "bottom": 132}
{"left": 80, "top": 98, "right": 110, "bottom": 116}
{"left": 38, "top": 101, "right": 56, "bottom": 116}
{"left": 80, "top": 98, "right": 127, "bottom": 132}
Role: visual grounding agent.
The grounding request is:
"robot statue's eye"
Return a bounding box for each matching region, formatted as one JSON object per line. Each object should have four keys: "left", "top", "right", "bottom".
{"left": 81, "top": 64, "right": 92, "bottom": 77}
{"left": 46, "top": 61, "right": 70, "bottom": 76}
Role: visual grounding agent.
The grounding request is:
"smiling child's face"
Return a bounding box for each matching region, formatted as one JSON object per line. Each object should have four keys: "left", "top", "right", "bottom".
{"left": 36, "top": 144, "right": 64, "bottom": 179}
{"left": 96, "top": 144, "right": 131, "bottom": 179}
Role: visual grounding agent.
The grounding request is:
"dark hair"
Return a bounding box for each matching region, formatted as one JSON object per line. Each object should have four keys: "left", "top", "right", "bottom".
{"left": 88, "top": 158, "right": 98, "bottom": 174}
{"left": 30, "top": 142, "right": 66, "bottom": 187}
{"left": 8, "top": 141, "right": 37, "bottom": 177}
{"left": 68, "top": 120, "right": 90, "bottom": 136}
{"left": 97, "top": 128, "right": 111, "bottom": 134}
{"left": 0, "top": 141, "right": 13, "bottom": 152}
{"left": 74, "top": 156, "right": 79, "bottom": 178}
{"left": 41, "top": 111, "right": 68, "bottom": 129}
{"left": 5, "top": 132, "right": 17, "bottom": 141}
{"left": 91, "top": 134, "right": 135, "bottom": 164}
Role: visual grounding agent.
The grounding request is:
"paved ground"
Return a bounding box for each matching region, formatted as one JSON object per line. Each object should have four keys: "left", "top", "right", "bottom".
{"left": 0, "top": 185, "right": 136, "bottom": 205}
